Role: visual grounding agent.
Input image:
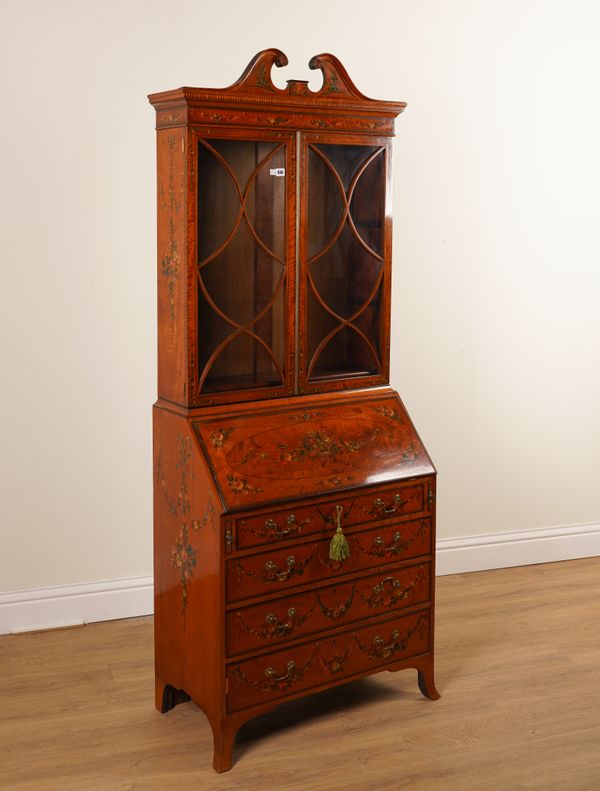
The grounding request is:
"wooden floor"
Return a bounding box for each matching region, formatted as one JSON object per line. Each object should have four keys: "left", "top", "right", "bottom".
{"left": 1, "top": 558, "right": 599, "bottom": 790}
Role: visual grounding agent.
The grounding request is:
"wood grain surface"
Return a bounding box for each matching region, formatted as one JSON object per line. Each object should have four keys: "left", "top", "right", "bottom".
{"left": 191, "top": 392, "right": 434, "bottom": 509}
{"left": 1, "top": 557, "right": 599, "bottom": 790}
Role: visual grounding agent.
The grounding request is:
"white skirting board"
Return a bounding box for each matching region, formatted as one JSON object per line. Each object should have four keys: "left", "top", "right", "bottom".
{"left": 1, "top": 522, "right": 599, "bottom": 634}
{"left": 0, "top": 576, "right": 153, "bottom": 635}
{"left": 435, "top": 521, "right": 600, "bottom": 575}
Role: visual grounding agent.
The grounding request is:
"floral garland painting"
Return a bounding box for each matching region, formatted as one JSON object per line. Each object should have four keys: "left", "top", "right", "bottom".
{"left": 171, "top": 525, "right": 197, "bottom": 612}
{"left": 156, "top": 433, "right": 211, "bottom": 614}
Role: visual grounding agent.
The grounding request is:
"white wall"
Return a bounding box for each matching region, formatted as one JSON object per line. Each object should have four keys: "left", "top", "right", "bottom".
{"left": 1, "top": 0, "right": 599, "bottom": 596}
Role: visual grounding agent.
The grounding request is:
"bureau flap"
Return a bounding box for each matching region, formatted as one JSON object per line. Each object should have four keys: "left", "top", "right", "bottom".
{"left": 192, "top": 391, "right": 435, "bottom": 512}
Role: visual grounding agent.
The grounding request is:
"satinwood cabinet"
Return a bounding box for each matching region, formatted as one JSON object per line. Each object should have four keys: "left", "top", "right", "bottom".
{"left": 149, "top": 49, "right": 439, "bottom": 773}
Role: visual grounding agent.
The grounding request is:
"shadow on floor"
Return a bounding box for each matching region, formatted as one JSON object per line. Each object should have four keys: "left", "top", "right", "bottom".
{"left": 234, "top": 674, "right": 410, "bottom": 761}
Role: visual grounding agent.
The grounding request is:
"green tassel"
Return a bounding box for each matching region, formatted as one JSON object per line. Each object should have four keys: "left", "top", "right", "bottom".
{"left": 329, "top": 526, "right": 350, "bottom": 562}
{"left": 329, "top": 505, "right": 350, "bottom": 562}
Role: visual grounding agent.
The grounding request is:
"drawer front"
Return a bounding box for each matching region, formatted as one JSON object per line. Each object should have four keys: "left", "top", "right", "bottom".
{"left": 227, "top": 517, "right": 431, "bottom": 603}
{"left": 227, "top": 561, "right": 431, "bottom": 656}
{"left": 227, "top": 608, "right": 430, "bottom": 712}
{"left": 235, "top": 478, "right": 430, "bottom": 551}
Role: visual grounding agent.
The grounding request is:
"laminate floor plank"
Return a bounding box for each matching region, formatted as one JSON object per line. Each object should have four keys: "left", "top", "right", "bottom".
{"left": 1, "top": 557, "right": 599, "bottom": 790}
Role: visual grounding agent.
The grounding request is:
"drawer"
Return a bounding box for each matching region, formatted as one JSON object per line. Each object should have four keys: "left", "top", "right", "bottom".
{"left": 234, "top": 478, "right": 431, "bottom": 551}
{"left": 227, "top": 517, "right": 431, "bottom": 603}
{"left": 227, "top": 561, "right": 431, "bottom": 656}
{"left": 227, "top": 607, "right": 431, "bottom": 712}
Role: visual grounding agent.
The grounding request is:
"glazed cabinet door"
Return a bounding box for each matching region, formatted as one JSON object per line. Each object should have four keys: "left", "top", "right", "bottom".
{"left": 191, "top": 129, "right": 296, "bottom": 405}
{"left": 298, "top": 134, "right": 392, "bottom": 394}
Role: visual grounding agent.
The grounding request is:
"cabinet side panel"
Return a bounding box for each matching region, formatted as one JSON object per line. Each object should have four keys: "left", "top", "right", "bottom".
{"left": 156, "top": 130, "right": 189, "bottom": 405}
{"left": 153, "top": 406, "right": 223, "bottom": 718}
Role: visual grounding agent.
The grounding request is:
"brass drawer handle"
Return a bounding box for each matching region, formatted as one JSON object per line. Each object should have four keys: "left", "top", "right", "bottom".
{"left": 355, "top": 613, "right": 429, "bottom": 659}
{"left": 240, "top": 511, "right": 317, "bottom": 543}
{"left": 235, "top": 652, "right": 316, "bottom": 693}
{"left": 236, "top": 602, "right": 315, "bottom": 640}
{"left": 265, "top": 556, "right": 296, "bottom": 581}
{"left": 358, "top": 521, "right": 428, "bottom": 559}
{"left": 372, "top": 629, "right": 404, "bottom": 657}
{"left": 263, "top": 513, "right": 301, "bottom": 540}
{"left": 360, "top": 568, "right": 427, "bottom": 609}
{"left": 266, "top": 606, "right": 296, "bottom": 623}
{"left": 373, "top": 576, "right": 402, "bottom": 594}
{"left": 235, "top": 552, "right": 313, "bottom": 584}
{"left": 265, "top": 607, "right": 298, "bottom": 636}
{"left": 265, "top": 659, "right": 296, "bottom": 680}
{"left": 372, "top": 531, "right": 405, "bottom": 555}
{"left": 356, "top": 628, "right": 404, "bottom": 659}
{"left": 372, "top": 493, "right": 405, "bottom": 515}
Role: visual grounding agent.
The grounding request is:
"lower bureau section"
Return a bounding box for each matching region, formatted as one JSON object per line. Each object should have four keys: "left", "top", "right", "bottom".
{"left": 227, "top": 607, "right": 430, "bottom": 712}
{"left": 227, "top": 561, "right": 431, "bottom": 656}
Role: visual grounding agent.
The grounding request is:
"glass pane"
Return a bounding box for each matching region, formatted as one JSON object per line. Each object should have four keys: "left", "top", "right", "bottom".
{"left": 310, "top": 224, "right": 382, "bottom": 319}
{"left": 350, "top": 149, "right": 385, "bottom": 257}
{"left": 305, "top": 142, "right": 385, "bottom": 383}
{"left": 353, "top": 282, "right": 382, "bottom": 356}
{"left": 311, "top": 326, "right": 378, "bottom": 380}
{"left": 205, "top": 139, "right": 278, "bottom": 193}
{"left": 306, "top": 286, "right": 339, "bottom": 364}
{"left": 307, "top": 147, "right": 345, "bottom": 260}
{"left": 197, "top": 138, "right": 287, "bottom": 393}
{"left": 197, "top": 288, "right": 235, "bottom": 375}
{"left": 197, "top": 143, "right": 240, "bottom": 261}
{"left": 253, "top": 287, "right": 286, "bottom": 371}
{"left": 200, "top": 222, "right": 284, "bottom": 326}
{"left": 314, "top": 143, "right": 377, "bottom": 192}
{"left": 201, "top": 333, "right": 283, "bottom": 393}
{"left": 246, "top": 146, "right": 286, "bottom": 262}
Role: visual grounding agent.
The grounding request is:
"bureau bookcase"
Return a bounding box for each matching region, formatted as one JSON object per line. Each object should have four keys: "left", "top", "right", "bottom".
{"left": 149, "top": 49, "right": 439, "bottom": 773}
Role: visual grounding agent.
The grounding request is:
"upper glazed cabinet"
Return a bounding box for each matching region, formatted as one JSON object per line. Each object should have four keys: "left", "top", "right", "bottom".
{"left": 149, "top": 49, "right": 404, "bottom": 407}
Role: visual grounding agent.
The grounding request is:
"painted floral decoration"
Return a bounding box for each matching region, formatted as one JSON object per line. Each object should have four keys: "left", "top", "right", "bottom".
{"left": 171, "top": 525, "right": 197, "bottom": 611}
{"left": 402, "top": 441, "right": 418, "bottom": 463}
{"left": 227, "top": 474, "right": 263, "bottom": 495}
{"left": 238, "top": 427, "right": 380, "bottom": 467}
{"left": 156, "top": 432, "right": 210, "bottom": 613}
{"left": 374, "top": 406, "right": 401, "bottom": 420}
{"left": 209, "top": 427, "right": 233, "bottom": 449}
